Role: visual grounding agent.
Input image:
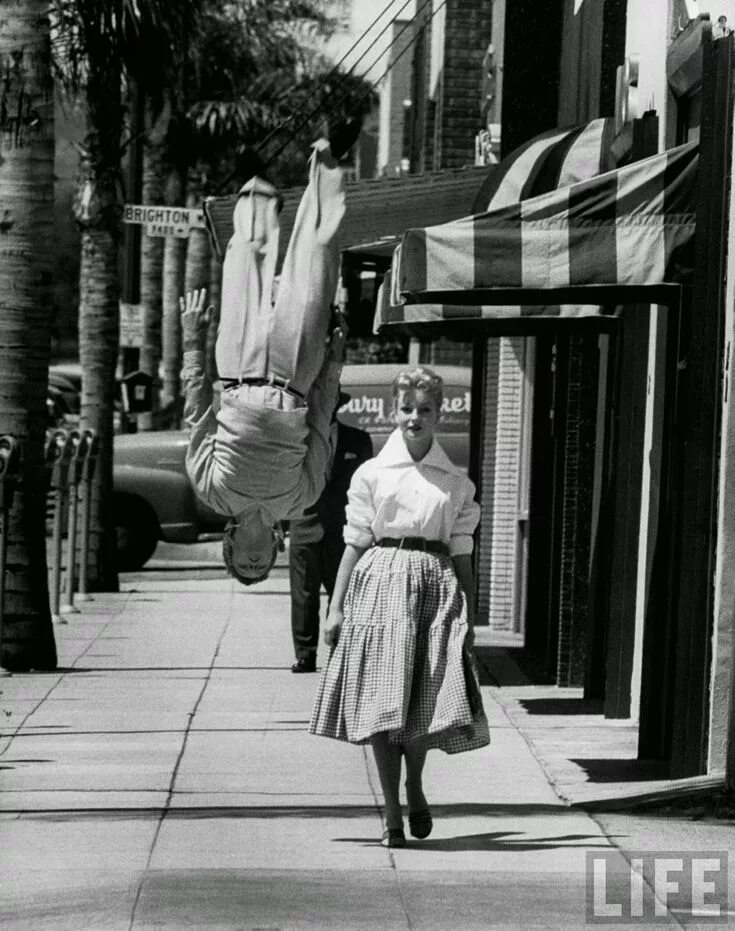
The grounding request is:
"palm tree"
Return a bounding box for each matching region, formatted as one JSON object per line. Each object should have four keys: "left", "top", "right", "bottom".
{"left": 0, "top": 0, "right": 58, "bottom": 670}
{"left": 52, "top": 0, "right": 201, "bottom": 589}
{"left": 137, "top": 100, "right": 169, "bottom": 431}
{"left": 159, "top": 122, "right": 189, "bottom": 419}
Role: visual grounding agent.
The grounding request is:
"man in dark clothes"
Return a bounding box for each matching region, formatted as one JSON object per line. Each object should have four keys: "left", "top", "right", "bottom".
{"left": 289, "top": 397, "right": 373, "bottom": 672}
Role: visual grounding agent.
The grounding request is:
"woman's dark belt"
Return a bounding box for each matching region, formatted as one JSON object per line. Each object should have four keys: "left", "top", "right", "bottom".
{"left": 220, "top": 376, "right": 304, "bottom": 400}
{"left": 377, "top": 537, "right": 449, "bottom": 556}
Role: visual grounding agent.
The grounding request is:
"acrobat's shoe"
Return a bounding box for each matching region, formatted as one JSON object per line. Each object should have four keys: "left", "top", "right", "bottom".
{"left": 329, "top": 114, "right": 363, "bottom": 161}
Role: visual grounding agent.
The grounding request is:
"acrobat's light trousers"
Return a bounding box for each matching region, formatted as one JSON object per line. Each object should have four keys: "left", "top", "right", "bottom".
{"left": 216, "top": 141, "right": 345, "bottom": 396}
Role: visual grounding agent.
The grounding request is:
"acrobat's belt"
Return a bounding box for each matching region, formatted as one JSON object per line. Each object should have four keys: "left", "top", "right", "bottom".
{"left": 220, "top": 376, "right": 305, "bottom": 400}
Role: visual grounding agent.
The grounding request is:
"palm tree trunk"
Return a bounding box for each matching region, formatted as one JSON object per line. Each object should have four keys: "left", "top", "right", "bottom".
{"left": 138, "top": 102, "right": 168, "bottom": 431}
{"left": 74, "top": 139, "right": 121, "bottom": 593}
{"left": 160, "top": 167, "right": 187, "bottom": 418}
{"left": 184, "top": 167, "right": 211, "bottom": 294}
{"left": 0, "top": 0, "right": 58, "bottom": 670}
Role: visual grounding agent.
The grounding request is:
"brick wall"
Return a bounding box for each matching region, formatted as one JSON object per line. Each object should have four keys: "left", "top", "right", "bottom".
{"left": 476, "top": 338, "right": 501, "bottom": 623}
{"left": 420, "top": 337, "right": 472, "bottom": 365}
{"left": 488, "top": 337, "right": 525, "bottom": 630}
{"left": 474, "top": 336, "right": 527, "bottom": 630}
{"left": 431, "top": 0, "right": 493, "bottom": 170}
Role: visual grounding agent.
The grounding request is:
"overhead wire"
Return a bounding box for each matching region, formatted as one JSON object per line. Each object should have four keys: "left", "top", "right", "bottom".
{"left": 256, "top": 0, "right": 410, "bottom": 152}
{"left": 257, "top": 0, "right": 419, "bottom": 159}
{"left": 215, "top": 0, "right": 418, "bottom": 193}
{"left": 266, "top": 0, "right": 437, "bottom": 165}
{"left": 331, "top": 0, "right": 448, "bottom": 136}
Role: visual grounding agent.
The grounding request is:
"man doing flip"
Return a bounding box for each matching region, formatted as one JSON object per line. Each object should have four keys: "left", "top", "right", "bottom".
{"left": 180, "top": 123, "right": 359, "bottom": 585}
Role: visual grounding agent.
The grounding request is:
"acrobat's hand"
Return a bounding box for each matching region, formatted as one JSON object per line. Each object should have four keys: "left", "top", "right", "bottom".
{"left": 180, "top": 289, "right": 212, "bottom": 352}
{"left": 326, "top": 311, "right": 348, "bottom": 363}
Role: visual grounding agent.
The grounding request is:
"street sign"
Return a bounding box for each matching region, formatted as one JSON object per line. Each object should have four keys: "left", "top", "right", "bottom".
{"left": 119, "top": 302, "right": 144, "bottom": 348}
{"left": 123, "top": 204, "right": 207, "bottom": 239}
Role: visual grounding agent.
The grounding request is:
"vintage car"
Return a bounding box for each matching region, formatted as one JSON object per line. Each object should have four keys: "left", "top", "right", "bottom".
{"left": 113, "top": 363, "right": 471, "bottom": 570}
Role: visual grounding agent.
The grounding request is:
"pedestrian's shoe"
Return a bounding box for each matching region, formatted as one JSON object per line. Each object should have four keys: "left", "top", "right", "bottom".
{"left": 291, "top": 656, "right": 317, "bottom": 673}
{"left": 408, "top": 808, "right": 433, "bottom": 839}
{"left": 381, "top": 827, "right": 406, "bottom": 848}
{"left": 329, "top": 114, "right": 363, "bottom": 160}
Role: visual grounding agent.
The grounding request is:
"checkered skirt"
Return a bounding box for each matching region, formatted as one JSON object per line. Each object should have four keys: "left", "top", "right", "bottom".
{"left": 308, "top": 546, "right": 490, "bottom": 754}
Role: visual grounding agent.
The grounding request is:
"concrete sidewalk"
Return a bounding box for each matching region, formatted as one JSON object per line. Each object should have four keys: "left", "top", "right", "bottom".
{"left": 0, "top": 569, "right": 732, "bottom": 929}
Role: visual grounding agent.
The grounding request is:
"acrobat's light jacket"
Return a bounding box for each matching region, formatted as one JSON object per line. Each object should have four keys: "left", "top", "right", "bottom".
{"left": 182, "top": 348, "right": 341, "bottom": 521}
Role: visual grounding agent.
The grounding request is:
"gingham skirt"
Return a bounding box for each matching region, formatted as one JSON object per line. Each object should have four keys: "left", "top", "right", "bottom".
{"left": 308, "top": 546, "right": 490, "bottom": 754}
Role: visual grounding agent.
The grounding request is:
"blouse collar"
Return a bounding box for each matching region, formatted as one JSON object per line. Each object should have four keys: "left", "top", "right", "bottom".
{"left": 377, "top": 428, "right": 458, "bottom": 473}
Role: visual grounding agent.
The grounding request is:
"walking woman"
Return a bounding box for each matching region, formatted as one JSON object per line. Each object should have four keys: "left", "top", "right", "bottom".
{"left": 309, "top": 366, "right": 490, "bottom": 847}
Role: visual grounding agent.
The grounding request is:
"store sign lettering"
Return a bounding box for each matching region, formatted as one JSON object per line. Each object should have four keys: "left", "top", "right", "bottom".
{"left": 339, "top": 390, "right": 471, "bottom": 431}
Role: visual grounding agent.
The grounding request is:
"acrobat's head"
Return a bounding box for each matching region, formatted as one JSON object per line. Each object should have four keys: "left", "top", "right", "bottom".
{"left": 223, "top": 506, "right": 284, "bottom": 585}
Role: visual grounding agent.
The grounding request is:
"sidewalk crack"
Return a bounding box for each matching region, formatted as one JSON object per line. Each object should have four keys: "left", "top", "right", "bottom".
{"left": 587, "top": 813, "right": 687, "bottom": 930}
{"left": 127, "top": 611, "right": 233, "bottom": 931}
{"left": 0, "top": 594, "right": 132, "bottom": 760}
{"left": 362, "top": 745, "right": 413, "bottom": 930}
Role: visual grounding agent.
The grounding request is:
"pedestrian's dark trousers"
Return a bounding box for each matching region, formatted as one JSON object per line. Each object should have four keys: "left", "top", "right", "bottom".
{"left": 289, "top": 533, "right": 343, "bottom": 660}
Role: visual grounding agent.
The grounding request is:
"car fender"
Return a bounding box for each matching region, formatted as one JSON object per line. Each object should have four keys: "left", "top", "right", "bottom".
{"left": 113, "top": 462, "right": 200, "bottom": 541}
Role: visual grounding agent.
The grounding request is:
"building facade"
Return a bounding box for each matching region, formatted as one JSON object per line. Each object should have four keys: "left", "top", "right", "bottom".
{"left": 366, "top": 0, "right": 735, "bottom": 785}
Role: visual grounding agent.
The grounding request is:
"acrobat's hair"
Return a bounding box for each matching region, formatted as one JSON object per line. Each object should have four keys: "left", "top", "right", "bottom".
{"left": 222, "top": 525, "right": 274, "bottom": 587}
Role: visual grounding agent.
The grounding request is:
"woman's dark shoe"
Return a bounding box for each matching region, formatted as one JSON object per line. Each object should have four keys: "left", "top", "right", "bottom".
{"left": 291, "top": 656, "right": 316, "bottom": 673}
{"left": 408, "top": 809, "right": 433, "bottom": 839}
{"left": 381, "top": 826, "right": 406, "bottom": 848}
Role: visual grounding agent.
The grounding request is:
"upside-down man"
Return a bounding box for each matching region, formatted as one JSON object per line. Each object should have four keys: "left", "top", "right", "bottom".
{"left": 180, "top": 122, "right": 360, "bottom": 585}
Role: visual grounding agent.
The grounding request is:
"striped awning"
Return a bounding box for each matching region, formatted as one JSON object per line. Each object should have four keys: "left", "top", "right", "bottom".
{"left": 472, "top": 117, "right": 619, "bottom": 212}
{"left": 377, "top": 133, "right": 698, "bottom": 330}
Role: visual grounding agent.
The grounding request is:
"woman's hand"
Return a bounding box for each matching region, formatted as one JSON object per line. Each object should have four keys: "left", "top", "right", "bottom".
{"left": 180, "top": 289, "right": 212, "bottom": 352}
{"left": 323, "top": 606, "right": 344, "bottom": 647}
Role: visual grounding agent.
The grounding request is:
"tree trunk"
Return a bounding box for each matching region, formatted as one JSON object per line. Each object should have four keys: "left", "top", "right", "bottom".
{"left": 184, "top": 167, "right": 211, "bottom": 294}
{"left": 160, "top": 167, "right": 187, "bottom": 419}
{"left": 74, "top": 140, "right": 121, "bottom": 593}
{"left": 0, "top": 0, "right": 58, "bottom": 671}
{"left": 138, "top": 102, "right": 168, "bottom": 431}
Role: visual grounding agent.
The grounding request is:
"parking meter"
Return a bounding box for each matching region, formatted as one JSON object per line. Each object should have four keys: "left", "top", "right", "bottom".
{"left": 77, "top": 429, "right": 98, "bottom": 602}
{"left": 61, "top": 431, "right": 82, "bottom": 615}
{"left": 46, "top": 429, "right": 76, "bottom": 622}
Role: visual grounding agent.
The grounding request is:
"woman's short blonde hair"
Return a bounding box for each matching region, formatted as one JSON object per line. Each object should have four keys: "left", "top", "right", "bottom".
{"left": 392, "top": 366, "right": 444, "bottom": 411}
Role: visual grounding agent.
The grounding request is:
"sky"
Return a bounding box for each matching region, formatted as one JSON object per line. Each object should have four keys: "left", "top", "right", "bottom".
{"left": 709, "top": 0, "right": 735, "bottom": 22}
{"left": 326, "top": 0, "right": 418, "bottom": 81}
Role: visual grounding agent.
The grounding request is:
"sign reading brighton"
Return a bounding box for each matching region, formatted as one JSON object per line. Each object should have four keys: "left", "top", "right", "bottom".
{"left": 123, "top": 204, "right": 206, "bottom": 239}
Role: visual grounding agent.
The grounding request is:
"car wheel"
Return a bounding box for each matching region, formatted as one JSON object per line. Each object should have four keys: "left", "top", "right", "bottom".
{"left": 114, "top": 494, "right": 159, "bottom": 571}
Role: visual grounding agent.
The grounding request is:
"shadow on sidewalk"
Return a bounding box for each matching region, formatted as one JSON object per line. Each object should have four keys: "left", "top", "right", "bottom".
{"left": 5, "top": 667, "right": 95, "bottom": 675}
{"left": 474, "top": 647, "right": 554, "bottom": 687}
{"left": 334, "top": 829, "right": 611, "bottom": 851}
{"left": 517, "top": 697, "right": 604, "bottom": 715}
{"left": 569, "top": 758, "right": 669, "bottom": 783}
{"left": 18, "top": 801, "right": 579, "bottom": 822}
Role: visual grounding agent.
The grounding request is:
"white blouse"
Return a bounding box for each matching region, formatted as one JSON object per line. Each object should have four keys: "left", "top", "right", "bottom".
{"left": 343, "top": 429, "right": 481, "bottom": 556}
